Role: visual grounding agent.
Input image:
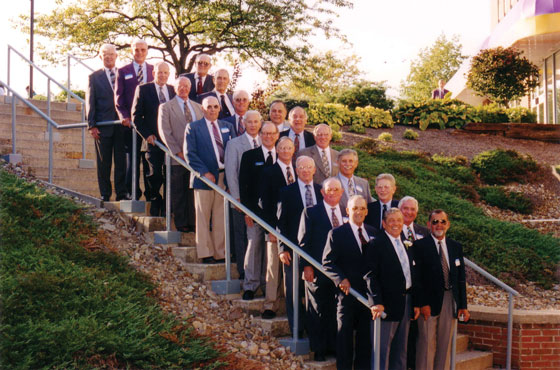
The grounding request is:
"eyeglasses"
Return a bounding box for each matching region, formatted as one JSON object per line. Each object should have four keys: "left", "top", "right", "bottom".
{"left": 261, "top": 132, "right": 277, "bottom": 137}
{"left": 197, "top": 61, "right": 210, "bottom": 66}
{"left": 431, "top": 219, "right": 448, "bottom": 225}
{"left": 351, "top": 206, "right": 367, "bottom": 211}
{"left": 297, "top": 166, "right": 314, "bottom": 170}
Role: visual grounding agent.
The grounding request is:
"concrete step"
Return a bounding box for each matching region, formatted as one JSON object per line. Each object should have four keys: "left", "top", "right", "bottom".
{"left": 0, "top": 110, "right": 84, "bottom": 125}
{"left": 183, "top": 262, "right": 240, "bottom": 282}
{"left": 171, "top": 245, "right": 197, "bottom": 263}
{"left": 456, "top": 333, "right": 469, "bottom": 353}
{"left": 0, "top": 97, "right": 83, "bottom": 112}
{"left": 0, "top": 136, "right": 95, "bottom": 153}
{"left": 455, "top": 350, "right": 493, "bottom": 370}
{"left": 304, "top": 356, "right": 336, "bottom": 369}
{"left": 252, "top": 315, "right": 291, "bottom": 337}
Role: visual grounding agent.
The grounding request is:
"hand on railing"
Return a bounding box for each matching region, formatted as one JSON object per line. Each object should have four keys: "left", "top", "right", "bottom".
{"left": 458, "top": 308, "right": 470, "bottom": 322}
{"left": 370, "top": 304, "right": 385, "bottom": 320}
{"left": 279, "top": 251, "right": 291, "bottom": 266}
{"left": 420, "top": 305, "right": 431, "bottom": 320}
{"left": 339, "top": 278, "right": 351, "bottom": 295}
{"left": 121, "top": 118, "right": 131, "bottom": 128}
{"left": 146, "top": 135, "right": 156, "bottom": 145}
{"left": 244, "top": 215, "right": 254, "bottom": 227}
{"left": 89, "top": 127, "right": 100, "bottom": 140}
{"left": 203, "top": 172, "right": 216, "bottom": 184}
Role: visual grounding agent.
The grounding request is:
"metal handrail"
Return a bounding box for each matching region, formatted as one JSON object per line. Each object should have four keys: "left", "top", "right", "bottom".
{"left": 66, "top": 54, "right": 94, "bottom": 103}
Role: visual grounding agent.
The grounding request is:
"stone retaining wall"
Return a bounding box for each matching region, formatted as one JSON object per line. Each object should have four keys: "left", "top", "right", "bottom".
{"left": 459, "top": 305, "right": 560, "bottom": 369}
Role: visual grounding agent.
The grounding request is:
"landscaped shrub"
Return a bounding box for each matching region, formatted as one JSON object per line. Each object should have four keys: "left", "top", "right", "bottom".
{"left": 478, "top": 186, "right": 533, "bottom": 214}
{"left": 473, "top": 104, "right": 509, "bottom": 123}
{"left": 378, "top": 132, "right": 392, "bottom": 142}
{"left": 393, "top": 99, "right": 479, "bottom": 130}
{"left": 351, "top": 106, "right": 394, "bottom": 128}
{"left": 507, "top": 107, "right": 537, "bottom": 123}
{"left": 471, "top": 149, "right": 539, "bottom": 185}
{"left": 354, "top": 138, "right": 379, "bottom": 155}
{"left": 403, "top": 129, "right": 419, "bottom": 140}
{"left": 307, "top": 103, "right": 351, "bottom": 127}
{"left": 348, "top": 124, "right": 366, "bottom": 134}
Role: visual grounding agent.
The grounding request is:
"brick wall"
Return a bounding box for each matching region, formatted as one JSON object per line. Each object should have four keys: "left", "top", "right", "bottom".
{"left": 458, "top": 305, "right": 560, "bottom": 370}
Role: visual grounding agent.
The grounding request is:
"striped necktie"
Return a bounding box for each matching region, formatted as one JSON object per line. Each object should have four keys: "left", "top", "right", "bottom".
{"left": 137, "top": 64, "right": 143, "bottom": 83}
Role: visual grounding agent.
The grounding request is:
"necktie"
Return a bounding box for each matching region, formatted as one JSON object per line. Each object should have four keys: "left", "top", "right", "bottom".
{"left": 357, "top": 227, "right": 368, "bottom": 254}
{"left": 238, "top": 116, "right": 245, "bottom": 135}
{"left": 197, "top": 77, "right": 203, "bottom": 94}
{"left": 347, "top": 178, "right": 355, "bottom": 196}
{"left": 184, "top": 102, "right": 192, "bottom": 122}
{"left": 439, "top": 241, "right": 450, "bottom": 289}
{"left": 158, "top": 86, "right": 166, "bottom": 104}
{"left": 321, "top": 150, "right": 330, "bottom": 176}
{"left": 286, "top": 166, "right": 295, "bottom": 184}
{"left": 305, "top": 184, "right": 313, "bottom": 207}
{"left": 220, "top": 95, "right": 230, "bottom": 116}
{"left": 394, "top": 238, "right": 412, "bottom": 289}
{"left": 294, "top": 134, "right": 300, "bottom": 152}
{"left": 137, "top": 64, "right": 143, "bottom": 83}
{"left": 211, "top": 121, "right": 225, "bottom": 164}
{"left": 407, "top": 226, "right": 415, "bottom": 241}
{"left": 109, "top": 69, "right": 116, "bottom": 90}
{"left": 266, "top": 151, "right": 273, "bottom": 165}
{"left": 331, "top": 207, "right": 340, "bottom": 228}
{"left": 253, "top": 138, "right": 258, "bottom": 149}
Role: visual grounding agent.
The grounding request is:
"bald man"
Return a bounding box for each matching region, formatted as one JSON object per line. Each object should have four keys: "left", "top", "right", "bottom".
{"left": 197, "top": 68, "right": 234, "bottom": 118}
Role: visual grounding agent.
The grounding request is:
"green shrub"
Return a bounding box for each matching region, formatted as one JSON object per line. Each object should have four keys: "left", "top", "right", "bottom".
{"left": 473, "top": 103, "right": 509, "bottom": 123}
{"left": 471, "top": 149, "right": 539, "bottom": 184}
{"left": 507, "top": 106, "right": 537, "bottom": 123}
{"left": 354, "top": 138, "right": 379, "bottom": 155}
{"left": 335, "top": 81, "right": 394, "bottom": 110}
{"left": 393, "top": 99, "right": 480, "bottom": 130}
{"left": 348, "top": 124, "right": 365, "bottom": 134}
{"left": 431, "top": 154, "right": 468, "bottom": 167}
{"left": 351, "top": 106, "right": 394, "bottom": 128}
{"left": 307, "top": 103, "right": 351, "bottom": 127}
{"left": 377, "top": 132, "right": 392, "bottom": 142}
{"left": 478, "top": 186, "right": 533, "bottom": 214}
{"left": 403, "top": 129, "right": 419, "bottom": 140}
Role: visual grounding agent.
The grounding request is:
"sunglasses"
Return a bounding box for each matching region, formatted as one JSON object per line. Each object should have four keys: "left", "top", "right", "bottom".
{"left": 431, "top": 219, "right": 448, "bottom": 225}
{"left": 197, "top": 61, "right": 210, "bottom": 66}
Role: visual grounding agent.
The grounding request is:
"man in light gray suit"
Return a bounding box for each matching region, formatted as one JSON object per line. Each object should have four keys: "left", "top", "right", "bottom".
{"left": 337, "top": 148, "right": 373, "bottom": 209}
{"left": 224, "top": 110, "right": 262, "bottom": 283}
{"left": 158, "top": 76, "right": 204, "bottom": 232}
{"left": 297, "top": 123, "right": 339, "bottom": 185}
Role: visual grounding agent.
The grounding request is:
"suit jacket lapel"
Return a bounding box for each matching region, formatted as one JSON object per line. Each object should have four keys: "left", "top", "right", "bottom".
{"left": 170, "top": 98, "right": 187, "bottom": 126}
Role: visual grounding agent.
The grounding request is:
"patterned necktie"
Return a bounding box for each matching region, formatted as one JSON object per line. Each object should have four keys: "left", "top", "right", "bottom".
{"left": 220, "top": 95, "right": 230, "bottom": 116}
{"left": 407, "top": 225, "right": 415, "bottom": 241}
{"left": 253, "top": 138, "right": 258, "bottom": 149}
{"left": 321, "top": 149, "right": 330, "bottom": 176}
{"left": 197, "top": 77, "right": 203, "bottom": 94}
{"left": 395, "top": 238, "right": 412, "bottom": 289}
{"left": 238, "top": 116, "right": 245, "bottom": 135}
{"left": 347, "top": 178, "right": 355, "bottom": 196}
{"left": 211, "top": 121, "right": 225, "bottom": 163}
{"left": 109, "top": 69, "right": 116, "bottom": 90}
{"left": 439, "top": 241, "right": 450, "bottom": 289}
{"left": 358, "top": 227, "right": 368, "bottom": 254}
{"left": 331, "top": 207, "right": 340, "bottom": 228}
{"left": 286, "top": 166, "right": 295, "bottom": 184}
{"left": 158, "top": 86, "right": 166, "bottom": 104}
{"left": 137, "top": 64, "right": 143, "bottom": 83}
{"left": 305, "top": 184, "right": 313, "bottom": 207}
{"left": 294, "top": 134, "right": 300, "bottom": 153}
{"left": 266, "top": 151, "right": 273, "bottom": 165}
{"left": 184, "top": 102, "right": 192, "bottom": 122}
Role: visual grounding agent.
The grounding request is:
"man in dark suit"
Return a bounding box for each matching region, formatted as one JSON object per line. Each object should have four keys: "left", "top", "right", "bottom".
{"left": 298, "top": 177, "right": 345, "bottom": 361}
{"left": 239, "top": 122, "right": 279, "bottom": 300}
{"left": 365, "top": 173, "right": 399, "bottom": 230}
{"left": 179, "top": 53, "right": 214, "bottom": 101}
{"left": 115, "top": 38, "right": 154, "bottom": 199}
{"left": 267, "top": 100, "right": 290, "bottom": 132}
{"left": 86, "top": 44, "right": 127, "bottom": 202}
{"left": 184, "top": 96, "right": 235, "bottom": 263}
{"left": 277, "top": 155, "right": 323, "bottom": 337}
{"left": 336, "top": 149, "right": 373, "bottom": 210}
{"left": 365, "top": 208, "right": 421, "bottom": 370}
{"left": 432, "top": 79, "right": 450, "bottom": 99}
{"left": 158, "top": 76, "right": 204, "bottom": 232}
{"left": 297, "top": 123, "right": 339, "bottom": 185}
{"left": 196, "top": 69, "right": 234, "bottom": 118}
{"left": 258, "top": 136, "right": 296, "bottom": 319}
{"left": 414, "top": 209, "right": 470, "bottom": 370}
{"left": 131, "top": 62, "right": 176, "bottom": 215}
{"left": 322, "top": 195, "right": 377, "bottom": 370}
{"left": 223, "top": 90, "right": 250, "bottom": 136}
{"left": 279, "top": 106, "right": 315, "bottom": 153}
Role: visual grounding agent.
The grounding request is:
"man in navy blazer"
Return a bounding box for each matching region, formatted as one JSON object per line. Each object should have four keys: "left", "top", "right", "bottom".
{"left": 365, "top": 173, "right": 400, "bottom": 230}
{"left": 298, "top": 177, "right": 345, "bottom": 361}
{"left": 196, "top": 69, "right": 235, "bottom": 118}
{"left": 86, "top": 43, "right": 127, "bottom": 202}
{"left": 277, "top": 156, "right": 323, "bottom": 337}
{"left": 131, "top": 62, "right": 175, "bottom": 215}
{"left": 414, "top": 209, "right": 470, "bottom": 370}
{"left": 365, "top": 208, "right": 421, "bottom": 370}
{"left": 223, "top": 90, "right": 250, "bottom": 136}
{"left": 322, "top": 195, "right": 378, "bottom": 370}
{"left": 184, "top": 96, "right": 235, "bottom": 264}
{"left": 179, "top": 53, "right": 214, "bottom": 101}
{"left": 115, "top": 39, "right": 154, "bottom": 199}
{"left": 279, "top": 106, "right": 315, "bottom": 153}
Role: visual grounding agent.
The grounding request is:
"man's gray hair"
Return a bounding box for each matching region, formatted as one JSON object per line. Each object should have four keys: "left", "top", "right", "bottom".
{"left": 322, "top": 177, "right": 342, "bottom": 190}
{"left": 398, "top": 196, "right": 418, "bottom": 210}
{"left": 376, "top": 173, "right": 396, "bottom": 186}
{"left": 383, "top": 207, "right": 402, "bottom": 221}
{"left": 276, "top": 136, "right": 294, "bottom": 147}
{"left": 296, "top": 155, "right": 315, "bottom": 168}
{"left": 338, "top": 148, "right": 358, "bottom": 161}
{"left": 131, "top": 38, "right": 148, "bottom": 48}
{"left": 347, "top": 194, "right": 366, "bottom": 208}
{"left": 288, "top": 106, "right": 307, "bottom": 120}
{"left": 244, "top": 110, "right": 262, "bottom": 121}
{"left": 174, "top": 76, "right": 191, "bottom": 89}
{"left": 313, "top": 123, "right": 332, "bottom": 136}
{"left": 233, "top": 90, "right": 250, "bottom": 101}
{"left": 99, "top": 43, "right": 116, "bottom": 53}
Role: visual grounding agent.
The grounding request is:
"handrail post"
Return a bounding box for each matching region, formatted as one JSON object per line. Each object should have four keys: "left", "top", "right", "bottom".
{"left": 48, "top": 122, "right": 53, "bottom": 183}
{"left": 450, "top": 321, "right": 457, "bottom": 370}
{"left": 132, "top": 130, "right": 137, "bottom": 200}
{"left": 152, "top": 152, "right": 181, "bottom": 244}
{"left": 2, "top": 93, "right": 23, "bottom": 164}
{"left": 7, "top": 46, "right": 11, "bottom": 92}
{"left": 47, "top": 79, "right": 51, "bottom": 120}
{"left": 67, "top": 54, "right": 71, "bottom": 103}
{"left": 373, "top": 317, "right": 381, "bottom": 370}
{"left": 119, "top": 125, "right": 145, "bottom": 213}
{"left": 507, "top": 292, "right": 513, "bottom": 370}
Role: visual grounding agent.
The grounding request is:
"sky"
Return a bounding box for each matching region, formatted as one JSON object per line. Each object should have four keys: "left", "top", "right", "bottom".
{"left": 0, "top": 0, "right": 491, "bottom": 98}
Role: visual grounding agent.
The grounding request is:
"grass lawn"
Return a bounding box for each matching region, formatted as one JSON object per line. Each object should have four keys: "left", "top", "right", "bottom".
{"left": 0, "top": 169, "right": 224, "bottom": 369}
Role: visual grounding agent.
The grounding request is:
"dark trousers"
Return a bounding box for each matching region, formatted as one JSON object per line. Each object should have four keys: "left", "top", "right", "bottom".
{"left": 336, "top": 293, "right": 372, "bottom": 370}
{"left": 145, "top": 144, "right": 165, "bottom": 216}
{"left": 283, "top": 260, "right": 305, "bottom": 337}
{"left": 125, "top": 131, "right": 149, "bottom": 199}
{"left": 304, "top": 272, "right": 337, "bottom": 357}
{"left": 94, "top": 127, "right": 127, "bottom": 200}
{"left": 170, "top": 165, "right": 195, "bottom": 229}
{"left": 230, "top": 207, "right": 247, "bottom": 278}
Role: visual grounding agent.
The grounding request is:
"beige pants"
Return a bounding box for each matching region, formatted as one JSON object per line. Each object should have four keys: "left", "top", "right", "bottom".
{"left": 194, "top": 172, "right": 226, "bottom": 260}
{"left": 263, "top": 240, "right": 284, "bottom": 311}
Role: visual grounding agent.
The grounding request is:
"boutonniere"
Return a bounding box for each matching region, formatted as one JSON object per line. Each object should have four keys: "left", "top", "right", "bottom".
{"left": 403, "top": 240, "right": 413, "bottom": 249}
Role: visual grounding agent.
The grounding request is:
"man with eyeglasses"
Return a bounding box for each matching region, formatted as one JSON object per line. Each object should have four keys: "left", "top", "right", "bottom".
{"left": 414, "top": 209, "right": 470, "bottom": 370}
{"left": 277, "top": 155, "right": 323, "bottom": 337}
{"left": 365, "top": 173, "right": 400, "bottom": 230}
{"left": 323, "top": 195, "right": 377, "bottom": 370}
{"left": 197, "top": 69, "right": 234, "bottom": 118}
{"left": 180, "top": 53, "right": 214, "bottom": 101}
{"left": 297, "top": 123, "right": 339, "bottom": 185}
{"left": 336, "top": 148, "right": 373, "bottom": 210}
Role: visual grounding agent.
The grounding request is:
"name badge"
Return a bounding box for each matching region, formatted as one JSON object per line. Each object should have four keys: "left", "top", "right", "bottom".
{"left": 342, "top": 217, "right": 349, "bottom": 223}
{"left": 124, "top": 74, "right": 133, "bottom": 80}
{"left": 356, "top": 185, "right": 363, "bottom": 192}
{"left": 220, "top": 127, "right": 230, "bottom": 133}
{"left": 455, "top": 258, "right": 461, "bottom": 267}
{"left": 255, "top": 161, "right": 264, "bottom": 166}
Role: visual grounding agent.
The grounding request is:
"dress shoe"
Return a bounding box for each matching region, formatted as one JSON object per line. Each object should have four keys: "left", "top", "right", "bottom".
{"left": 214, "top": 258, "right": 225, "bottom": 264}
{"left": 202, "top": 257, "right": 216, "bottom": 264}
{"left": 242, "top": 290, "right": 254, "bottom": 301}
{"left": 176, "top": 226, "right": 193, "bottom": 233}
{"left": 101, "top": 195, "right": 111, "bottom": 202}
{"left": 314, "top": 354, "right": 326, "bottom": 362}
{"left": 261, "top": 309, "right": 276, "bottom": 319}
{"left": 116, "top": 194, "right": 131, "bottom": 201}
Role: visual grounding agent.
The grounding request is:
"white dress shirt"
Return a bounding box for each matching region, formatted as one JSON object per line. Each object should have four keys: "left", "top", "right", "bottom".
{"left": 385, "top": 232, "right": 412, "bottom": 289}
{"left": 288, "top": 129, "right": 306, "bottom": 151}
{"left": 204, "top": 118, "right": 225, "bottom": 169}
{"left": 297, "top": 178, "right": 317, "bottom": 207}
{"left": 132, "top": 61, "right": 147, "bottom": 84}
{"left": 261, "top": 146, "right": 276, "bottom": 164}
{"left": 214, "top": 89, "right": 234, "bottom": 116}
{"left": 104, "top": 68, "right": 116, "bottom": 88}
{"left": 277, "top": 160, "right": 294, "bottom": 184}
{"left": 324, "top": 201, "right": 342, "bottom": 227}
{"left": 175, "top": 96, "right": 196, "bottom": 122}
{"left": 244, "top": 132, "right": 260, "bottom": 148}
{"left": 349, "top": 221, "right": 370, "bottom": 253}
{"left": 155, "top": 83, "right": 170, "bottom": 102}
{"left": 432, "top": 235, "right": 450, "bottom": 268}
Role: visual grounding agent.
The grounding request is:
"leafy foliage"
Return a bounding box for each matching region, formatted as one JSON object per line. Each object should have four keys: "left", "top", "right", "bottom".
{"left": 377, "top": 132, "right": 393, "bottom": 142}
{"left": 400, "top": 34, "right": 466, "bottom": 101}
{"left": 0, "top": 170, "right": 223, "bottom": 369}
{"left": 467, "top": 47, "right": 539, "bottom": 107}
{"left": 306, "top": 103, "right": 394, "bottom": 132}
{"left": 471, "top": 149, "right": 539, "bottom": 185}
{"left": 507, "top": 106, "right": 537, "bottom": 123}
{"left": 478, "top": 186, "right": 533, "bottom": 214}
{"left": 335, "top": 81, "right": 394, "bottom": 110}
{"left": 402, "top": 129, "right": 419, "bottom": 140}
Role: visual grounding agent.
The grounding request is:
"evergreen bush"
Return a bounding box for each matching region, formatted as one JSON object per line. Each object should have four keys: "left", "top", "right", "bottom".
{"left": 471, "top": 149, "right": 539, "bottom": 185}
{"left": 403, "top": 129, "right": 419, "bottom": 140}
{"left": 478, "top": 186, "right": 533, "bottom": 214}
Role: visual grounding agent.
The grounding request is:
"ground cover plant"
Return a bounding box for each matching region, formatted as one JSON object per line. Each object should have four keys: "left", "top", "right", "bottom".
{"left": 0, "top": 170, "right": 223, "bottom": 369}
{"left": 471, "top": 149, "right": 539, "bottom": 185}
{"left": 346, "top": 144, "right": 560, "bottom": 288}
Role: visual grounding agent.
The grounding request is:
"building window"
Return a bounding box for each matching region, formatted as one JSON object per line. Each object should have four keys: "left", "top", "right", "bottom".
{"left": 555, "top": 51, "right": 559, "bottom": 125}
{"left": 546, "top": 56, "right": 553, "bottom": 124}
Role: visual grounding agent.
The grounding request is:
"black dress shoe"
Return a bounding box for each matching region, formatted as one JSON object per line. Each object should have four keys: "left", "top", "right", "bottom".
{"left": 202, "top": 257, "right": 216, "bottom": 264}
{"left": 261, "top": 309, "right": 276, "bottom": 319}
{"left": 116, "top": 194, "right": 131, "bottom": 201}
{"left": 242, "top": 290, "right": 254, "bottom": 301}
{"left": 314, "top": 354, "right": 326, "bottom": 362}
{"left": 176, "top": 226, "right": 193, "bottom": 233}
{"left": 214, "top": 258, "right": 225, "bottom": 264}
{"left": 101, "top": 195, "right": 111, "bottom": 202}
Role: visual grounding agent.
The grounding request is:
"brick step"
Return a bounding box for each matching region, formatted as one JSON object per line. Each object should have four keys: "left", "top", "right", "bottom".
{"left": 455, "top": 350, "right": 493, "bottom": 370}
{"left": 0, "top": 136, "right": 95, "bottom": 152}
{"left": 0, "top": 109, "right": 84, "bottom": 123}
{"left": 0, "top": 125, "right": 91, "bottom": 138}
{"left": 252, "top": 315, "right": 291, "bottom": 337}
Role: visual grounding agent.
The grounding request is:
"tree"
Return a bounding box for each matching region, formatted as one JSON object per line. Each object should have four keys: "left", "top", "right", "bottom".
{"left": 400, "top": 34, "right": 466, "bottom": 101}
{"left": 335, "top": 81, "right": 393, "bottom": 110}
{"left": 467, "top": 47, "right": 539, "bottom": 107}
{"left": 19, "top": 0, "right": 351, "bottom": 75}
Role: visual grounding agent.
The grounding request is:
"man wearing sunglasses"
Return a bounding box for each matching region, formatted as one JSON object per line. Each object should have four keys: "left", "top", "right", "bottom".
{"left": 413, "top": 209, "right": 470, "bottom": 370}
{"left": 180, "top": 53, "right": 215, "bottom": 101}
